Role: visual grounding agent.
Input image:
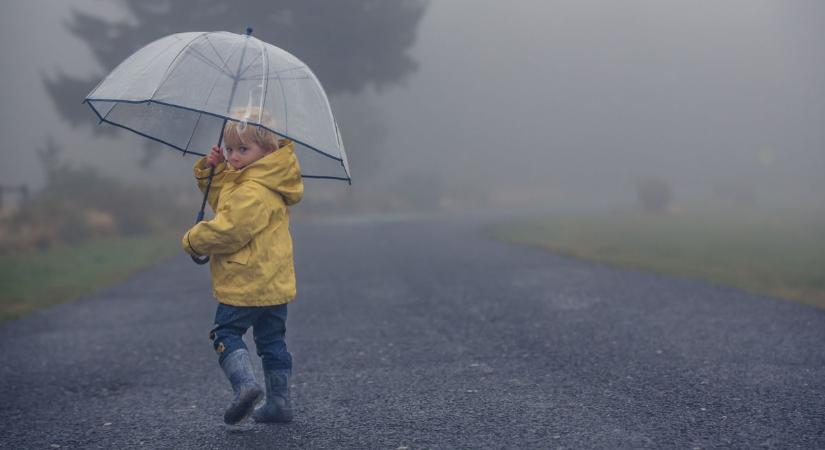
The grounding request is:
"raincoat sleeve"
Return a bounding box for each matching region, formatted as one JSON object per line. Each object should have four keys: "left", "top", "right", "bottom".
{"left": 181, "top": 184, "right": 272, "bottom": 256}
{"left": 193, "top": 157, "right": 228, "bottom": 212}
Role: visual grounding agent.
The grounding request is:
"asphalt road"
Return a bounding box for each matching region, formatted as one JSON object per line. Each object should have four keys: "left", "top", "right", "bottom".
{"left": 2, "top": 213, "right": 824, "bottom": 449}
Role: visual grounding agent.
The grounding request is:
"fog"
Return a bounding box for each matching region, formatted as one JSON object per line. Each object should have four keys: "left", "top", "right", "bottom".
{"left": 2, "top": 0, "right": 823, "bottom": 213}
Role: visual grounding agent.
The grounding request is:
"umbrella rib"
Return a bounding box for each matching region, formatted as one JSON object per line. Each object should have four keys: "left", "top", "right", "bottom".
{"left": 149, "top": 32, "right": 209, "bottom": 101}
{"left": 304, "top": 67, "right": 343, "bottom": 165}
{"left": 99, "top": 101, "right": 118, "bottom": 124}
{"left": 203, "top": 34, "right": 234, "bottom": 75}
{"left": 237, "top": 74, "right": 310, "bottom": 82}
{"left": 182, "top": 41, "right": 246, "bottom": 153}
{"left": 268, "top": 66, "right": 306, "bottom": 76}
{"left": 87, "top": 101, "right": 201, "bottom": 155}
{"left": 89, "top": 34, "right": 184, "bottom": 100}
{"left": 257, "top": 37, "right": 269, "bottom": 126}
{"left": 185, "top": 47, "right": 236, "bottom": 79}
{"left": 276, "top": 73, "right": 288, "bottom": 133}
{"left": 236, "top": 65, "right": 308, "bottom": 83}
{"left": 183, "top": 114, "right": 201, "bottom": 155}
{"left": 335, "top": 121, "right": 351, "bottom": 180}
{"left": 236, "top": 48, "right": 263, "bottom": 79}
{"left": 225, "top": 35, "right": 252, "bottom": 115}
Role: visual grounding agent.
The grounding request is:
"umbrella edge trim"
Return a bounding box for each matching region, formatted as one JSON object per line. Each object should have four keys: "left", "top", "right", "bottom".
{"left": 85, "top": 97, "right": 347, "bottom": 164}
{"left": 83, "top": 100, "right": 352, "bottom": 183}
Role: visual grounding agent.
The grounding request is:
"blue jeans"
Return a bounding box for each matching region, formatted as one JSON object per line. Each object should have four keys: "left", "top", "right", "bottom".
{"left": 209, "top": 303, "right": 292, "bottom": 371}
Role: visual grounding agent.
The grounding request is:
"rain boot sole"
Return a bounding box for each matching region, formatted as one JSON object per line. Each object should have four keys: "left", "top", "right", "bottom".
{"left": 224, "top": 387, "right": 264, "bottom": 425}
{"left": 252, "top": 407, "right": 294, "bottom": 424}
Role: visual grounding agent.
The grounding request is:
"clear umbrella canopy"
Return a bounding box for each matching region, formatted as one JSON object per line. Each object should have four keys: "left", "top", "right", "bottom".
{"left": 83, "top": 30, "right": 350, "bottom": 182}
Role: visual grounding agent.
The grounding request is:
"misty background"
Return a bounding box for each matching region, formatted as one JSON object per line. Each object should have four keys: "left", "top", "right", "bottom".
{"left": 1, "top": 0, "right": 824, "bottom": 214}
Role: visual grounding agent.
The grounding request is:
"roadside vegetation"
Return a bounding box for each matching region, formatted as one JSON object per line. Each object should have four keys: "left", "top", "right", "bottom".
{"left": 491, "top": 208, "right": 825, "bottom": 309}
{"left": 0, "top": 140, "right": 190, "bottom": 322}
{"left": 0, "top": 234, "right": 179, "bottom": 321}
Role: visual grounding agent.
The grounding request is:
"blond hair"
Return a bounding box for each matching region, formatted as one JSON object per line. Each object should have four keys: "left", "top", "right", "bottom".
{"left": 223, "top": 106, "right": 290, "bottom": 152}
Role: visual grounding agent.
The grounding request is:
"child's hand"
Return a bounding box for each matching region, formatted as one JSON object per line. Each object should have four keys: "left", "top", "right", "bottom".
{"left": 206, "top": 145, "right": 225, "bottom": 167}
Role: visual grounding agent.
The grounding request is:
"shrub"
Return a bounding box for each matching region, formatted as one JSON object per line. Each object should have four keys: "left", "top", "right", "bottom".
{"left": 635, "top": 176, "right": 673, "bottom": 213}
{"left": 1, "top": 139, "right": 190, "bottom": 252}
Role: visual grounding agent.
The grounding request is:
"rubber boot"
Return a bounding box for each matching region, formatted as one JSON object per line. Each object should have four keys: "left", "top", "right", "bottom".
{"left": 220, "top": 349, "right": 264, "bottom": 425}
{"left": 252, "top": 369, "right": 294, "bottom": 423}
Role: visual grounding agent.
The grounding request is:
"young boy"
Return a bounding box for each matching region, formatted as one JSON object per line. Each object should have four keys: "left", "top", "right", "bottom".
{"left": 181, "top": 107, "right": 303, "bottom": 425}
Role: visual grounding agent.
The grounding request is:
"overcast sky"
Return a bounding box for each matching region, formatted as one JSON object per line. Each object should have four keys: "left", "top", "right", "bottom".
{"left": 2, "top": 0, "right": 823, "bottom": 211}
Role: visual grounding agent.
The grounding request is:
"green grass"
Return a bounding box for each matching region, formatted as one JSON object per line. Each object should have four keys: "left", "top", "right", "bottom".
{"left": 0, "top": 233, "right": 180, "bottom": 322}
{"left": 491, "top": 209, "right": 825, "bottom": 309}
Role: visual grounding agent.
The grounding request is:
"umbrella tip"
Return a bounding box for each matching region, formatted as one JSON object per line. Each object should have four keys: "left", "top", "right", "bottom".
{"left": 245, "top": 27, "right": 253, "bottom": 36}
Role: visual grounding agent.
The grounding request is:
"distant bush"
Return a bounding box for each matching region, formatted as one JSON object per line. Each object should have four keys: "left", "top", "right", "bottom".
{"left": 0, "top": 139, "right": 190, "bottom": 253}
{"left": 635, "top": 176, "right": 673, "bottom": 213}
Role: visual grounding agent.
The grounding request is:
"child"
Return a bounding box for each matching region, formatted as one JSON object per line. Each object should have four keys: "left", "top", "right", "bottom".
{"left": 181, "top": 107, "right": 303, "bottom": 425}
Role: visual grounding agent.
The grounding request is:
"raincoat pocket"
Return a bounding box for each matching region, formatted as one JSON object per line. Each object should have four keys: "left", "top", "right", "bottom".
{"left": 225, "top": 245, "right": 251, "bottom": 265}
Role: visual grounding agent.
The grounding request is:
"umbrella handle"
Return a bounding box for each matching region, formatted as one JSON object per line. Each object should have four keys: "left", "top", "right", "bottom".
{"left": 190, "top": 166, "right": 216, "bottom": 265}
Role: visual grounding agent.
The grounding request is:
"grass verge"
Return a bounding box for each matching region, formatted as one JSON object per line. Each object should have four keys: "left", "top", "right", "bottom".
{"left": 491, "top": 210, "right": 825, "bottom": 309}
{"left": 0, "top": 233, "right": 180, "bottom": 323}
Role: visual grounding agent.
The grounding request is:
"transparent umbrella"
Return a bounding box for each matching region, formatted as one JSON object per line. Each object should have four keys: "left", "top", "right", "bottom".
{"left": 83, "top": 27, "right": 350, "bottom": 263}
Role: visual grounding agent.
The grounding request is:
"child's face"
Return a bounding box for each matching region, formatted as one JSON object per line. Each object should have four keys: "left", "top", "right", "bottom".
{"left": 224, "top": 139, "right": 272, "bottom": 170}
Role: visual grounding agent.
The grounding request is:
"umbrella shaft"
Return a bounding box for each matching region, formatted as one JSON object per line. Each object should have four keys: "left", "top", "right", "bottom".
{"left": 190, "top": 122, "right": 226, "bottom": 265}
{"left": 197, "top": 166, "right": 216, "bottom": 222}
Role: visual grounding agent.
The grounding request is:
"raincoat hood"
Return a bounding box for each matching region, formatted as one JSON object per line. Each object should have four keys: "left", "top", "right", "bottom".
{"left": 225, "top": 142, "right": 303, "bottom": 206}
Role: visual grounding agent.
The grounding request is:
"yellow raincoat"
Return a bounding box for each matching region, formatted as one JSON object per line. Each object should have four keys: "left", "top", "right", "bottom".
{"left": 181, "top": 143, "right": 303, "bottom": 306}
